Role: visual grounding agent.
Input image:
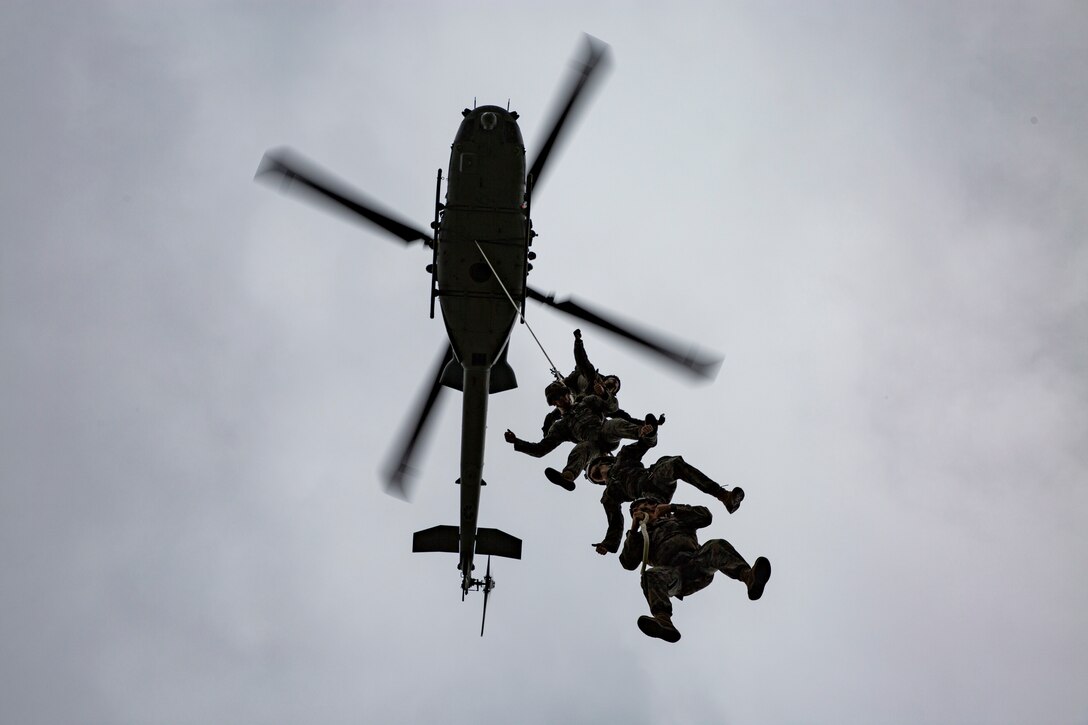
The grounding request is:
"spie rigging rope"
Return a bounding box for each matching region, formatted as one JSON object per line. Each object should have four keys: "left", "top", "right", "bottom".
{"left": 640, "top": 516, "right": 651, "bottom": 575}
{"left": 474, "top": 241, "right": 563, "bottom": 381}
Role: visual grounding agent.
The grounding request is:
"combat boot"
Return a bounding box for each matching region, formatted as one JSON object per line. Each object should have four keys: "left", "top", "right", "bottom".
{"left": 637, "top": 612, "right": 681, "bottom": 643}
{"left": 544, "top": 467, "right": 576, "bottom": 491}
{"left": 718, "top": 486, "right": 744, "bottom": 514}
{"left": 747, "top": 556, "right": 771, "bottom": 601}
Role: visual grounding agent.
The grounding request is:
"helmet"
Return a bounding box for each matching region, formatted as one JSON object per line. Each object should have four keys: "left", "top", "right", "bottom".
{"left": 629, "top": 496, "right": 665, "bottom": 513}
{"left": 544, "top": 381, "right": 570, "bottom": 404}
{"left": 586, "top": 455, "right": 615, "bottom": 483}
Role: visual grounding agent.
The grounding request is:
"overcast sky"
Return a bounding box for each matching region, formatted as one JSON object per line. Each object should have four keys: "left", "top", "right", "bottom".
{"left": 2, "top": 2, "right": 1087, "bottom": 724}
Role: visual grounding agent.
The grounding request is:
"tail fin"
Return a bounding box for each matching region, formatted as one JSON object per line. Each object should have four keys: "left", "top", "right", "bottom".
{"left": 411, "top": 525, "right": 521, "bottom": 559}
{"left": 476, "top": 528, "right": 522, "bottom": 559}
{"left": 412, "top": 525, "right": 459, "bottom": 553}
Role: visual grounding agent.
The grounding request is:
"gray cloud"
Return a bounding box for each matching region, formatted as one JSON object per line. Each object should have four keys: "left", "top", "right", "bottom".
{"left": 2, "top": 2, "right": 1086, "bottom": 724}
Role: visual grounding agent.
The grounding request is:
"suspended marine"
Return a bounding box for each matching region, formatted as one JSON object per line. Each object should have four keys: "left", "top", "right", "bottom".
{"left": 504, "top": 331, "right": 645, "bottom": 490}
{"left": 620, "top": 498, "right": 771, "bottom": 643}
{"left": 588, "top": 420, "right": 745, "bottom": 555}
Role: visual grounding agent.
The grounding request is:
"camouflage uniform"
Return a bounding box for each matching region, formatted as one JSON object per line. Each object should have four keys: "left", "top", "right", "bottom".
{"left": 596, "top": 433, "right": 737, "bottom": 553}
{"left": 539, "top": 335, "right": 637, "bottom": 437}
{"left": 511, "top": 393, "right": 643, "bottom": 479}
{"left": 562, "top": 333, "right": 600, "bottom": 399}
{"left": 618, "top": 504, "right": 760, "bottom": 621}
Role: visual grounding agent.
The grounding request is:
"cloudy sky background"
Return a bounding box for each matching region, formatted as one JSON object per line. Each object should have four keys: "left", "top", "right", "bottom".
{"left": 3, "top": 2, "right": 1086, "bottom": 723}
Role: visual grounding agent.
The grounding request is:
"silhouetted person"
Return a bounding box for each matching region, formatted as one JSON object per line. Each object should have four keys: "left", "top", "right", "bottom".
{"left": 505, "top": 379, "right": 643, "bottom": 490}
{"left": 588, "top": 424, "right": 744, "bottom": 554}
{"left": 539, "top": 329, "right": 632, "bottom": 437}
{"left": 619, "top": 498, "right": 770, "bottom": 643}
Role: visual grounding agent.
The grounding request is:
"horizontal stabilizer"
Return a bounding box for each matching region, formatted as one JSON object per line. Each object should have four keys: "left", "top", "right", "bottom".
{"left": 476, "top": 528, "right": 522, "bottom": 560}
{"left": 413, "top": 525, "right": 459, "bottom": 554}
{"left": 488, "top": 352, "right": 518, "bottom": 394}
{"left": 440, "top": 345, "right": 518, "bottom": 394}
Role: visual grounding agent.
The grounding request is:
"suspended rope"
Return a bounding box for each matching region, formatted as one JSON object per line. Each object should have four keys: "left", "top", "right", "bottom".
{"left": 474, "top": 241, "right": 563, "bottom": 381}
{"left": 640, "top": 516, "right": 651, "bottom": 575}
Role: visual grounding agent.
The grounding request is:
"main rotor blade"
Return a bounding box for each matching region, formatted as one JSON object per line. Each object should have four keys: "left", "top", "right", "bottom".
{"left": 526, "top": 35, "right": 611, "bottom": 197}
{"left": 256, "top": 147, "right": 433, "bottom": 245}
{"left": 384, "top": 345, "right": 455, "bottom": 500}
{"left": 526, "top": 286, "right": 722, "bottom": 380}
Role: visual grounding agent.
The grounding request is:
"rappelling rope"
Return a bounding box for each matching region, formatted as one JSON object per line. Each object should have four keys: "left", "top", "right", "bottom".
{"left": 474, "top": 241, "right": 562, "bottom": 381}
{"left": 640, "top": 516, "right": 651, "bottom": 575}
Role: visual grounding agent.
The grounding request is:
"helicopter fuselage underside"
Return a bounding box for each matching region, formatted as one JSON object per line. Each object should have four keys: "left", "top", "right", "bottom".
{"left": 436, "top": 106, "right": 529, "bottom": 584}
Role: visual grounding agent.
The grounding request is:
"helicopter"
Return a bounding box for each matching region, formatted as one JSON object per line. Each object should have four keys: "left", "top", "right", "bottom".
{"left": 255, "top": 36, "right": 721, "bottom": 634}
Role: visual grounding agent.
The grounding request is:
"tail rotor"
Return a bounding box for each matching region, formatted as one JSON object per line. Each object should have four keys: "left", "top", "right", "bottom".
{"left": 479, "top": 556, "right": 495, "bottom": 637}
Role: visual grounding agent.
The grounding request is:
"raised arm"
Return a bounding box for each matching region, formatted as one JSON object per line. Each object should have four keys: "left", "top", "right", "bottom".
{"left": 572, "top": 329, "right": 598, "bottom": 385}
{"left": 615, "top": 429, "right": 658, "bottom": 466}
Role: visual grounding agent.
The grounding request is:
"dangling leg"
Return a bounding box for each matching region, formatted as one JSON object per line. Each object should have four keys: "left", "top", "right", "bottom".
{"left": 545, "top": 440, "right": 601, "bottom": 490}
{"left": 637, "top": 566, "right": 682, "bottom": 643}
{"left": 599, "top": 417, "right": 643, "bottom": 443}
{"left": 652, "top": 455, "right": 744, "bottom": 513}
{"left": 689, "top": 539, "right": 771, "bottom": 601}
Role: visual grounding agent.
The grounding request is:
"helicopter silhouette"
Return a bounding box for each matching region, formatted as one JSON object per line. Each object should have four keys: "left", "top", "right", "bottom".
{"left": 255, "top": 35, "right": 721, "bottom": 633}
